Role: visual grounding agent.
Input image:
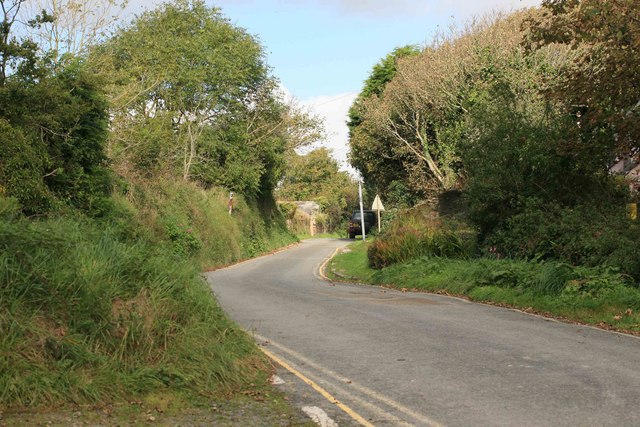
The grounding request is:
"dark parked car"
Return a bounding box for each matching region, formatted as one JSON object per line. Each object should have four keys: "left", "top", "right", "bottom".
{"left": 347, "top": 210, "right": 377, "bottom": 239}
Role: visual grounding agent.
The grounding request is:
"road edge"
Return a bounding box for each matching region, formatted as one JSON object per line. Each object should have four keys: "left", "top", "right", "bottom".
{"left": 317, "top": 244, "right": 640, "bottom": 341}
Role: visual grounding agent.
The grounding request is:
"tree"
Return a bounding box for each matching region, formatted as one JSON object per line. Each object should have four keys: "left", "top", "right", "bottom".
{"left": 96, "top": 0, "right": 322, "bottom": 199}
{"left": 24, "top": 0, "right": 125, "bottom": 60}
{"left": 0, "top": 0, "right": 52, "bottom": 85}
{"left": 347, "top": 46, "right": 422, "bottom": 205}
{"left": 0, "top": 1, "right": 110, "bottom": 215}
{"left": 347, "top": 45, "right": 420, "bottom": 129}
{"left": 350, "top": 14, "right": 534, "bottom": 200}
{"left": 101, "top": 0, "right": 268, "bottom": 181}
{"left": 524, "top": 0, "right": 640, "bottom": 162}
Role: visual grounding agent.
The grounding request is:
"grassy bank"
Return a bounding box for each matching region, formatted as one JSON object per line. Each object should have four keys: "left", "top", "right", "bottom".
{"left": 327, "top": 241, "right": 640, "bottom": 333}
{"left": 118, "top": 178, "right": 297, "bottom": 269}
{"left": 0, "top": 179, "right": 298, "bottom": 410}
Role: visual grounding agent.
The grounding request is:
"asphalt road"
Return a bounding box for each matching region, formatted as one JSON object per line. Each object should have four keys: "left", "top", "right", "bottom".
{"left": 206, "top": 239, "right": 640, "bottom": 427}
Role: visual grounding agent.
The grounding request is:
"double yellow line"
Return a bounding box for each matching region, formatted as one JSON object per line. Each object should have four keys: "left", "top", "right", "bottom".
{"left": 261, "top": 346, "right": 375, "bottom": 427}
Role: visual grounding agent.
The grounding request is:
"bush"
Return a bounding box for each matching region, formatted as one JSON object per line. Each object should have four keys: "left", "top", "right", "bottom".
{"left": 165, "top": 220, "right": 203, "bottom": 256}
{"left": 0, "top": 61, "right": 111, "bottom": 217}
{"left": 0, "top": 120, "right": 51, "bottom": 214}
{"left": 489, "top": 200, "right": 640, "bottom": 280}
{"left": 368, "top": 212, "right": 475, "bottom": 269}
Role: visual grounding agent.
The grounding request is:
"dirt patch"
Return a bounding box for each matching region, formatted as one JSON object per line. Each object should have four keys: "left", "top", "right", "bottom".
{"left": 0, "top": 396, "right": 314, "bottom": 427}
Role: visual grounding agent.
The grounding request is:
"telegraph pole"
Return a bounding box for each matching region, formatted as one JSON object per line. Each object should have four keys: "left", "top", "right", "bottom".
{"left": 358, "top": 180, "right": 366, "bottom": 241}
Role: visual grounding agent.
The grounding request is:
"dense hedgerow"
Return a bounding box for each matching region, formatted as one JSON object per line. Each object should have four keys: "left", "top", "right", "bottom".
{"left": 487, "top": 199, "right": 640, "bottom": 281}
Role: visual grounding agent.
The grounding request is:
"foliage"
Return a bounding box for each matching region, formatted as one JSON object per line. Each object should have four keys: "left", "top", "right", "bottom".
{"left": 348, "top": 45, "right": 422, "bottom": 204}
{"left": 0, "top": 207, "right": 268, "bottom": 407}
{"left": 0, "top": 120, "right": 50, "bottom": 213}
{"left": 0, "top": 0, "right": 300, "bottom": 413}
{"left": 24, "top": 0, "right": 126, "bottom": 60}
{"left": 0, "top": 0, "right": 52, "bottom": 86}
{"left": 347, "top": 45, "right": 420, "bottom": 128}
{"left": 349, "top": 13, "right": 549, "bottom": 201}
{"left": 349, "top": 5, "right": 639, "bottom": 283}
{"left": 367, "top": 207, "right": 475, "bottom": 269}
{"left": 0, "top": 175, "right": 297, "bottom": 408}
{"left": 95, "top": 0, "right": 321, "bottom": 200}
{"left": 97, "top": 0, "right": 265, "bottom": 183}
{"left": 459, "top": 76, "right": 619, "bottom": 236}
{"left": 524, "top": 0, "right": 640, "bottom": 160}
{"left": 488, "top": 200, "right": 640, "bottom": 279}
{"left": 0, "top": 7, "right": 111, "bottom": 216}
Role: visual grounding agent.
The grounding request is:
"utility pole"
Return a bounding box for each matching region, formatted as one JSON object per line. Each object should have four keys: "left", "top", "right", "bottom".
{"left": 358, "top": 180, "right": 366, "bottom": 241}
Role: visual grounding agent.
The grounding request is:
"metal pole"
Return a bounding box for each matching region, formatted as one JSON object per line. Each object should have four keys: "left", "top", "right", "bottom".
{"left": 358, "top": 180, "right": 366, "bottom": 241}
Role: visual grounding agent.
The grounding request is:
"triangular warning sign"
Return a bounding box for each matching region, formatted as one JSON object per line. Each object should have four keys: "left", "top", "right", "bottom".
{"left": 371, "top": 195, "right": 385, "bottom": 211}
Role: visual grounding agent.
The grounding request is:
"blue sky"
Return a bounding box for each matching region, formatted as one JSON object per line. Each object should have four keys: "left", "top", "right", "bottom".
{"left": 128, "top": 0, "right": 541, "bottom": 171}
{"left": 216, "top": 1, "right": 441, "bottom": 99}
{"left": 213, "top": 0, "right": 540, "bottom": 100}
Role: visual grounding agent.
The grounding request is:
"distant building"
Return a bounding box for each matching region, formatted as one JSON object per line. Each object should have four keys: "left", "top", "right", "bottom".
{"left": 610, "top": 158, "right": 640, "bottom": 192}
{"left": 278, "top": 201, "right": 323, "bottom": 236}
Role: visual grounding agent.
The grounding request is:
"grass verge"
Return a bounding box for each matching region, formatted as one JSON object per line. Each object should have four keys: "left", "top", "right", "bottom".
{"left": 326, "top": 241, "right": 640, "bottom": 334}
{"left": 0, "top": 180, "right": 300, "bottom": 414}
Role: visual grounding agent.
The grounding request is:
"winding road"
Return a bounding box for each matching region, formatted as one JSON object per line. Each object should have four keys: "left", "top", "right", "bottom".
{"left": 206, "top": 238, "right": 640, "bottom": 426}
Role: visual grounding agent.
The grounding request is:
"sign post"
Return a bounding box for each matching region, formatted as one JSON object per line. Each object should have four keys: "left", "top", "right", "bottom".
{"left": 371, "top": 194, "right": 385, "bottom": 232}
{"left": 228, "top": 192, "right": 234, "bottom": 215}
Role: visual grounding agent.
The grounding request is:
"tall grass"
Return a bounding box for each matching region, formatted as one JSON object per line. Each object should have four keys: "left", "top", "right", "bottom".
{"left": 121, "top": 179, "right": 297, "bottom": 268}
{"left": 0, "top": 213, "right": 268, "bottom": 408}
{"left": 0, "top": 179, "right": 296, "bottom": 409}
{"left": 368, "top": 213, "right": 475, "bottom": 269}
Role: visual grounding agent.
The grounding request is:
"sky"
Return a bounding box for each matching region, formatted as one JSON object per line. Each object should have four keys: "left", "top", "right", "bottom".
{"left": 128, "top": 0, "right": 541, "bottom": 172}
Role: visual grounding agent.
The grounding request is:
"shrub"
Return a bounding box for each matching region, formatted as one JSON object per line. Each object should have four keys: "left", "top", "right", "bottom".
{"left": 368, "top": 213, "right": 474, "bottom": 269}
{"left": 0, "top": 120, "right": 51, "bottom": 214}
{"left": 489, "top": 200, "right": 640, "bottom": 280}
{"left": 165, "top": 221, "right": 203, "bottom": 256}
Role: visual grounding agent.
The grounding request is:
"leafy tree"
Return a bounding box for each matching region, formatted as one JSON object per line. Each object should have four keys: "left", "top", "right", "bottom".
{"left": 0, "top": 0, "right": 52, "bottom": 85}
{"left": 347, "top": 46, "right": 421, "bottom": 204}
{"left": 524, "top": 0, "right": 640, "bottom": 162}
{"left": 347, "top": 45, "right": 420, "bottom": 129}
{"left": 97, "top": 0, "right": 321, "bottom": 199}
{"left": 0, "top": 0, "right": 110, "bottom": 215}
{"left": 349, "top": 15, "right": 535, "bottom": 200}
{"left": 100, "top": 0, "right": 268, "bottom": 180}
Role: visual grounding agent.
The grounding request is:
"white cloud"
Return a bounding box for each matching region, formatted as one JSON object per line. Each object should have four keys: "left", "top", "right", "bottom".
{"left": 300, "top": 92, "right": 359, "bottom": 175}
{"left": 430, "top": 0, "right": 541, "bottom": 17}
{"left": 282, "top": 0, "right": 541, "bottom": 18}
{"left": 123, "top": 0, "right": 542, "bottom": 23}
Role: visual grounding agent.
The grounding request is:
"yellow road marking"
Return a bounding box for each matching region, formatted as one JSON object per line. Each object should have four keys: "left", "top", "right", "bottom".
{"left": 315, "top": 247, "right": 341, "bottom": 281}
{"left": 260, "top": 335, "right": 442, "bottom": 427}
{"left": 260, "top": 346, "right": 375, "bottom": 427}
